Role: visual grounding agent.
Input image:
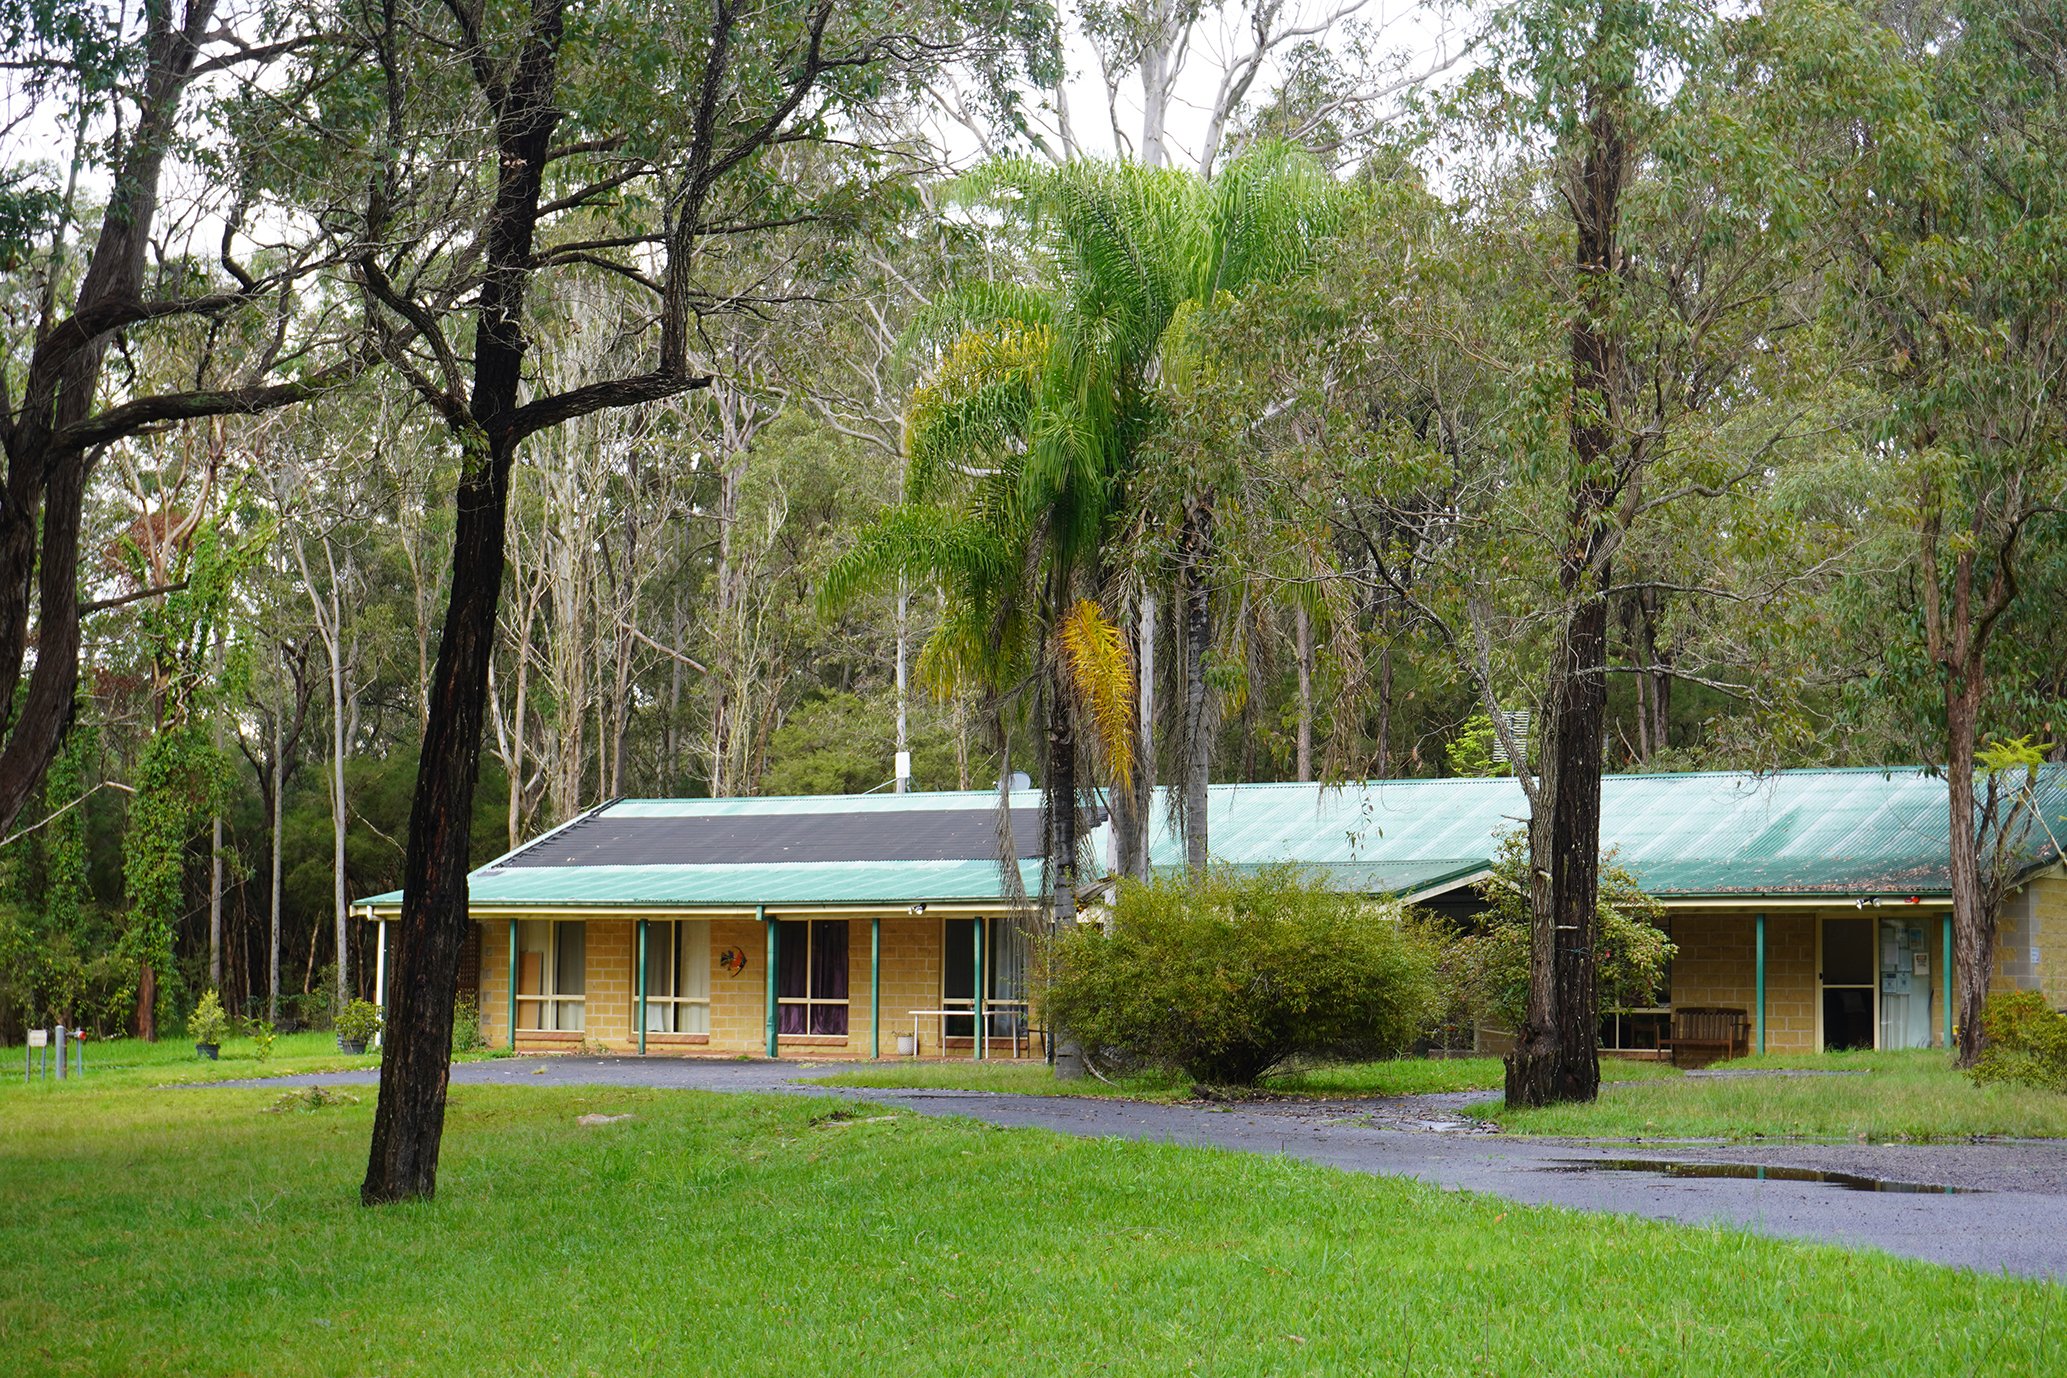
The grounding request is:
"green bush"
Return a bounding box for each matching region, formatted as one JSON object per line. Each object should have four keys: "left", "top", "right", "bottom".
{"left": 451, "top": 994, "right": 484, "bottom": 1053}
{"left": 187, "top": 990, "right": 229, "bottom": 1048}
{"left": 1972, "top": 991, "right": 2067, "bottom": 1092}
{"left": 250, "top": 1019, "right": 276, "bottom": 1062}
{"left": 1041, "top": 865, "right": 1441, "bottom": 1086}
{"left": 335, "top": 998, "right": 383, "bottom": 1047}
{"left": 1435, "top": 831, "right": 1675, "bottom": 1031}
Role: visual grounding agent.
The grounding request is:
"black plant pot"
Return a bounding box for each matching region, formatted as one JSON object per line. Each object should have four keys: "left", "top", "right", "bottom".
{"left": 196, "top": 1043, "right": 219, "bottom": 1060}
{"left": 338, "top": 1038, "right": 367, "bottom": 1055}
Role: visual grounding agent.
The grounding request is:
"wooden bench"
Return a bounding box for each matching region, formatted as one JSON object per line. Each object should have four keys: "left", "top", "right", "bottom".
{"left": 1662, "top": 1006, "right": 1750, "bottom": 1067}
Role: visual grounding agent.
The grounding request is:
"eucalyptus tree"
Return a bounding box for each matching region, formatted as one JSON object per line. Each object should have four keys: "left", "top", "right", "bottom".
{"left": 1293, "top": 2, "right": 1846, "bottom": 1107}
{"left": 303, "top": 0, "right": 1051, "bottom": 1204}
{"left": 1770, "top": 0, "right": 2067, "bottom": 1063}
{"left": 0, "top": 0, "right": 360, "bottom": 837}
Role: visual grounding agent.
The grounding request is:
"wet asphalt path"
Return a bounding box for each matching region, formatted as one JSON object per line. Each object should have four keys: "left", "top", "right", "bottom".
{"left": 237, "top": 1057, "right": 2067, "bottom": 1280}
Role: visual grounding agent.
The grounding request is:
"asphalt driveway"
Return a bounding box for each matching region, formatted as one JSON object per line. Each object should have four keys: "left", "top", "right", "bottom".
{"left": 236, "top": 1056, "right": 2067, "bottom": 1279}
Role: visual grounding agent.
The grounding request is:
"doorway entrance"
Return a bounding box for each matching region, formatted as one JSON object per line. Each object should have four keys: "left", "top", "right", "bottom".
{"left": 1820, "top": 917, "right": 1875, "bottom": 1051}
{"left": 1877, "top": 918, "right": 1934, "bottom": 1050}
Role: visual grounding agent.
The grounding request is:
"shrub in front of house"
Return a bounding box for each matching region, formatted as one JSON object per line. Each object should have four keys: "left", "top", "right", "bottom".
{"left": 1972, "top": 991, "right": 2067, "bottom": 1092}
{"left": 1432, "top": 831, "right": 1675, "bottom": 1033}
{"left": 334, "top": 998, "right": 383, "bottom": 1052}
{"left": 451, "top": 993, "right": 484, "bottom": 1053}
{"left": 1040, "top": 865, "right": 1441, "bottom": 1086}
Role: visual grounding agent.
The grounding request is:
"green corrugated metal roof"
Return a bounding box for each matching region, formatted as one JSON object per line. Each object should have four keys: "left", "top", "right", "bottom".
{"left": 357, "top": 767, "right": 2067, "bottom": 913}
{"left": 360, "top": 858, "right": 1042, "bottom": 909}
{"left": 1149, "top": 768, "right": 2067, "bottom": 898}
{"left": 1190, "top": 857, "right": 1493, "bottom": 898}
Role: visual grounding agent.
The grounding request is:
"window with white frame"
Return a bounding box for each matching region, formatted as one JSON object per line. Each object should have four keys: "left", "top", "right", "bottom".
{"left": 516, "top": 920, "right": 586, "bottom": 1031}
{"left": 643, "top": 919, "right": 711, "bottom": 1034}
{"left": 776, "top": 919, "right": 848, "bottom": 1036}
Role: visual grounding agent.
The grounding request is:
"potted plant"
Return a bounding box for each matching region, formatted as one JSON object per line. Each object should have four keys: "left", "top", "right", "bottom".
{"left": 335, "top": 998, "right": 382, "bottom": 1055}
{"left": 190, "top": 990, "right": 228, "bottom": 1060}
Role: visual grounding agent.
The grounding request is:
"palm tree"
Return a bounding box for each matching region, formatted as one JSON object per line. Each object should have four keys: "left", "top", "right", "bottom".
{"left": 824, "top": 144, "right": 1343, "bottom": 927}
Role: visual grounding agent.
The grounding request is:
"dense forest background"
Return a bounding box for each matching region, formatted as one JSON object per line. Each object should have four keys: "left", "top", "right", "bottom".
{"left": 2, "top": 0, "right": 2061, "bottom": 1041}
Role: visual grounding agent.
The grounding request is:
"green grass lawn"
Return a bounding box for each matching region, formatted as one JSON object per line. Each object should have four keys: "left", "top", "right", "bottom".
{"left": 2, "top": 1080, "right": 2061, "bottom": 1375}
{"left": 6, "top": 1030, "right": 385, "bottom": 1091}
{"left": 3, "top": 1031, "right": 507, "bottom": 1094}
{"left": 1492, "top": 1049, "right": 2067, "bottom": 1142}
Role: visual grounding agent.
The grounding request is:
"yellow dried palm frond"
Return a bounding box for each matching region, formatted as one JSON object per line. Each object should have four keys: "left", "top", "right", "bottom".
{"left": 1057, "top": 598, "right": 1135, "bottom": 791}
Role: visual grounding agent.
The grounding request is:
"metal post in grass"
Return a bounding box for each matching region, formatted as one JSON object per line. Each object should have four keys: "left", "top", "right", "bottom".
{"left": 870, "top": 917, "right": 881, "bottom": 1060}
{"left": 55, "top": 1023, "right": 66, "bottom": 1079}
{"left": 1755, "top": 913, "right": 1767, "bottom": 1055}
{"left": 507, "top": 919, "right": 519, "bottom": 1052}
{"left": 763, "top": 905, "right": 778, "bottom": 1058}
{"left": 637, "top": 918, "right": 648, "bottom": 1057}
{"left": 972, "top": 918, "right": 985, "bottom": 1061}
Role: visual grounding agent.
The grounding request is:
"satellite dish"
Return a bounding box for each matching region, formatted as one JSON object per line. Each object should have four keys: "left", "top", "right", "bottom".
{"left": 1007, "top": 771, "right": 1032, "bottom": 792}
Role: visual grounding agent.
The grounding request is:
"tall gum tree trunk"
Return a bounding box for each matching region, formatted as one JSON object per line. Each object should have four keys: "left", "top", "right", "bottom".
{"left": 363, "top": 3, "right": 566, "bottom": 1201}
{"left": 1947, "top": 669, "right": 1993, "bottom": 1064}
{"left": 1505, "top": 53, "right": 1628, "bottom": 1111}
{"left": 363, "top": 429, "right": 522, "bottom": 1202}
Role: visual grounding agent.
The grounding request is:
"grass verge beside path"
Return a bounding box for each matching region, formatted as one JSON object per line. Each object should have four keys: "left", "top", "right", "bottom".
{"left": 810, "top": 1054, "right": 1682, "bottom": 1100}
{"left": 2, "top": 1081, "right": 2059, "bottom": 1375}
{"left": 1492, "top": 1049, "right": 2067, "bottom": 1142}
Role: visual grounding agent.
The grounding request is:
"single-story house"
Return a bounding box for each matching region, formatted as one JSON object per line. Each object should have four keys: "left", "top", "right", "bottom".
{"left": 356, "top": 767, "right": 2067, "bottom": 1059}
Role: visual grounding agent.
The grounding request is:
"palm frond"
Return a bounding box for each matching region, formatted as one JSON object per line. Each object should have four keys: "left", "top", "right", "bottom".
{"left": 1057, "top": 597, "right": 1135, "bottom": 790}
{"left": 904, "top": 322, "right": 1050, "bottom": 500}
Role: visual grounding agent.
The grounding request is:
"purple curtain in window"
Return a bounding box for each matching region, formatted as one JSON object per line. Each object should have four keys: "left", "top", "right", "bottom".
{"left": 777, "top": 921, "right": 809, "bottom": 1035}
{"left": 811, "top": 921, "right": 848, "bottom": 1035}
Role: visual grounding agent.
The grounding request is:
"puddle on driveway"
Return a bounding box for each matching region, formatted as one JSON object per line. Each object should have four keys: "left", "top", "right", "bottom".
{"left": 1549, "top": 1158, "right": 1982, "bottom": 1194}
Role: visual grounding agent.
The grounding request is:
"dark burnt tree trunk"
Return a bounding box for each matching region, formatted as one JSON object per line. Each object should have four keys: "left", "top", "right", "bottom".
{"left": 1505, "top": 31, "right": 1631, "bottom": 1112}
{"left": 0, "top": 3, "right": 347, "bottom": 836}
{"left": 360, "top": 0, "right": 567, "bottom": 1204}
{"left": 360, "top": 0, "right": 895, "bottom": 1202}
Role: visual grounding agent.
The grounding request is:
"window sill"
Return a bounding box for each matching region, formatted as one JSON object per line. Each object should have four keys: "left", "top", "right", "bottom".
{"left": 645, "top": 1032, "right": 710, "bottom": 1045}
{"left": 777, "top": 1035, "right": 849, "bottom": 1047}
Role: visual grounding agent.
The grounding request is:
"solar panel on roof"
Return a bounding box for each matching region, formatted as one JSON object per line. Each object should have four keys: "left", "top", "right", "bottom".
{"left": 496, "top": 807, "right": 1048, "bottom": 868}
